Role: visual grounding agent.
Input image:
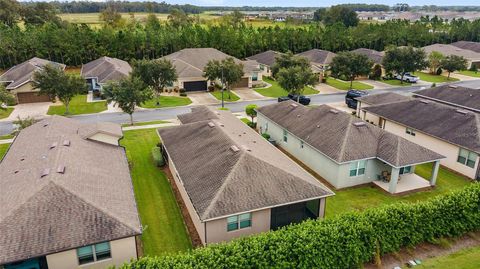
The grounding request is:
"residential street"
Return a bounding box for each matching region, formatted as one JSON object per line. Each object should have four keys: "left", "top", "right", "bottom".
{"left": 0, "top": 82, "right": 475, "bottom": 136}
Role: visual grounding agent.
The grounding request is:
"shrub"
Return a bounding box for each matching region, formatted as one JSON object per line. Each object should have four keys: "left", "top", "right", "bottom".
{"left": 469, "top": 64, "right": 478, "bottom": 72}
{"left": 151, "top": 147, "right": 165, "bottom": 167}
{"left": 431, "top": 83, "right": 436, "bottom": 88}
{"left": 179, "top": 88, "right": 186, "bottom": 93}
{"left": 261, "top": 132, "right": 270, "bottom": 139}
{"left": 247, "top": 121, "right": 257, "bottom": 128}
{"left": 369, "top": 64, "right": 382, "bottom": 80}
{"left": 436, "top": 67, "right": 443, "bottom": 75}
{"left": 122, "top": 184, "right": 480, "bottom": 269}
{"left": 179, "top": 92, "right": 187, "bottom": 97}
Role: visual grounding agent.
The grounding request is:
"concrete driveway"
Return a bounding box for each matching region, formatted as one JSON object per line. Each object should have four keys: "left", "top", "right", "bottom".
{"left": 232, "top": 88, "right": 266, "bottom": 100}
{"left": 314, "top": 83, "right": 343, "bottom": 94}
{"left": 0, "top": 102, "right": 51, "bottom": 122}
{"left": 188, "top": 92, "right": 219, "bottom": 105}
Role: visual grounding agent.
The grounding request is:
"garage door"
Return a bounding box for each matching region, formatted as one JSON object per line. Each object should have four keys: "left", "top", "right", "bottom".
{"left": 184, "top": 81, "right": 207, "bottom": 92}
{"left": 233, "top": 77, "right": 249, "bottom": 88}
{"left": 16, "top": 92, "right": 51, "bottom": 104}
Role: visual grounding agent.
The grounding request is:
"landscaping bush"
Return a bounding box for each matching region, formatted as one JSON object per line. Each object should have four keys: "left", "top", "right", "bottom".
{"left": 179, "top": 92, "right": 187, "bottom": 97}
{"left": 261, "top": 132, "right": 270, "bottom": 140}
{"left": 121, "top": 184, "right": 480, "bottom": 269}
{"left": 151, "top": 146, "right": 165, "bottom": 167}
{"left": 469, "top": 65, "right": 478, "bottom": 73}
{"left": 247, "top": 121, "right": 256, "bottom": 129}
{"left": 436, "top": 67, "right": 443, "bottom": 75}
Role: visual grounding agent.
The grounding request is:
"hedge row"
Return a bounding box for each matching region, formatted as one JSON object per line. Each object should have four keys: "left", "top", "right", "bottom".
{"left": 123, "top": 184, "right": 480, "bottom": 269}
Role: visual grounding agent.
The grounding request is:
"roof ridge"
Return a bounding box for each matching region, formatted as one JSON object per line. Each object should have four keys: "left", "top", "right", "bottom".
{"left": 337, "top": 116, "right": 353, "bottom": 162}
{"left": 174, "top": 58, "right": 203, "bottom": 72}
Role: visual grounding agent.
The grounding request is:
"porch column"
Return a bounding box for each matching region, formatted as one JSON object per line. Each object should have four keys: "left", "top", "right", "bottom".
{"left": 389, "top": 167, "right": 400, "bottom": 194}
{"left": 430, "top": 161, "right": 440, "bottom": 186}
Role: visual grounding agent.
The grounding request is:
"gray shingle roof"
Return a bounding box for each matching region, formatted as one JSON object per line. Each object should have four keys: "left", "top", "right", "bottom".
{"left": 363, "top": 99, "right": 480, "bottom": 153}
{"left": 422, "top": 44, "right": 480, "bottom": 61}
{"left": 158, "top": 107, "right": 333, "bottom": 221}
{"left": 413, "top": 85, "right": 480, "bottom": 112}
{"left": 0, "top": 116, "right": 141, "bottom": 265}
{"left": 351, "top": 48, "right": 385, "bottom": 64}
{"left": 177, "top": 106, "right": 219, "bottom": 124}
{"left": 246, "top": 50, "right": 283, "bottom": 67}
{"left": 296, "top": 49, "right": 336, "bottom": 65}
{"left": 161, "top": 48, "right": 258, "bottom": 78}
{"left": 81, "top": 56, "right": 132, "bottom": 84}
{"left": 257, "top": 101, "right": 444, "bottom": 166}
{"left": 357, "top": 92, "right": 411, "bottom": 106}
{"left": 0, "top": 58, "right": 66, "bottom": 90}
{"left": 451, "top": 41, "right": 480, "bottom": 53}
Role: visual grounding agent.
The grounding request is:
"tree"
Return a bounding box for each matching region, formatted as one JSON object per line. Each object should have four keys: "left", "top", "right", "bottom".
{"left": 131, "top": 59, "right": 177, "bottom": 106}
{"left": 21, "top": 2, "right": 62, "bottom": 25}
{"left": 370, "top": 64, "right": 382, "bottom": 80}
{"left": 245, "top": 104, "right": 257, "bottom": 123}
{"left": 428, "top": 51, "right": 445, "bottom": 74}
{"left": 221, "top": 10, "right": 245, "bottom": 28}
{"left": 103, "top": 76, "right": 153, "bottom": 125}
{"left": 203, "top": 57, "right": 244, "bottom": 104}
{"left": 99, "top": 2, "right": 123, "bottom": 28}
{"left": 0, "top": 0, "right": 21, "bottom": 26}
{"left": 271, "top": 52, "right": 311, "bottom": 78}
{"left": 315, "top": 5, "right": 359, "bottom": 27}
{"left": 330, "top": 52, "right": 373, "bottom": 89}
{"left": 167, "top": 8, "right": 193, "bottom": 28}
{"left": 441, "top": 55, "right": 468, "bottom": 79}
{"left": 0, "top": 85, "right": 15, "bottom": 106}
{"left": 313, "top": 8, "right": 327, "bottom": 22}
{"left": 12, "top": 116, "right": 37, "bottom": 135}
{"left": 32, "top": 65, "right": 87, "bottom": 114}
{"left": 276, "top": 65, "right": 317, "bottom": 102}
{"left": 382, "top": 47, "right": 428, "bottom": 84}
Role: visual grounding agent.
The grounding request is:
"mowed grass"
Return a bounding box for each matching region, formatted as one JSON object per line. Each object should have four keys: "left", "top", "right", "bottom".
{"left": 47, "top": 95, "right": 107, "bottom": 115}
{"left": 0, "top": 107, "right": 14, "bottom": 119}
{"left": 0, "top": 134, "right": 14, "bottom": 140}
{"left": 140, "top": 96, "right": 192, "bottom": 109}
{"left": 254, "top": 77, "right": 319, "bottom": 97}
{"left": 0, "top": 143, "right": 10, "bottom": 159}
{"left": 459, "top": 70, "right": 480, "bottom": 78}
{"left": 380, "top": 79, "right": 412, "bottom": 86}
{"left": 325, "top": 77, "right": 374, "bottom": 91}
{"left": 413, "top": 72, "right": 459, "bottom": 83}
{"left": 417, "top": 245, "right": 480, "bottom": 269}
{"left": 210, "top": 90, "right": 240, "bottom": 102}
{"left": 121, "top": 128, "right": 192, "bottom": 255}
{"left": 325, "top": 163, "right": 471, "bottom": 218}
{"left": 121, "top": 120, "right": 170, "bottom": 127}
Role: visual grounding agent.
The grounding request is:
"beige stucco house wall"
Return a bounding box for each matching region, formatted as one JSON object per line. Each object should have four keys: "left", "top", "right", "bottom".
{"left": 45, "top": 237, "right": 138, "bottom": 269}
{"left": 9, "top": 82, "right": 36, "bottom": 94}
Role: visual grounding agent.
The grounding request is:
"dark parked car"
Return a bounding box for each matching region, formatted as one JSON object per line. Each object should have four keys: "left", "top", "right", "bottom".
{"left": 278, "top": 94, "right": 311, "bottom": 105}
{"left": 345, "top": 90, "right": 368, "bottom": 109}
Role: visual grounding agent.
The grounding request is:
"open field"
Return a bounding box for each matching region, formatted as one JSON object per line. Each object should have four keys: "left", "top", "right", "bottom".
{"left": 140, "top": 96, "right": 192, "bottom": 109}
{"left": 47, "top": 95, "right": 107, "bottom": 115}
{"left": 254, "top": 77, "right": 318, "bottom": 97}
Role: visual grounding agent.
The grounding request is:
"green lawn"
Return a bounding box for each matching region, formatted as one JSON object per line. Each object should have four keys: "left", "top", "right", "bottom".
{"left": 413, "top": 72, "right": 459, "bottom": 83}
{"left": 210, "top": 90, "right": 240, "bottom": 102}
{"left": 458, "top": 70, "right": 480, "bottom": 78}
{"left": 325, "top": 78, "right": 374, "bottom": 91}
{"left": 120, "top": 129, "right": 192, "bottom": 255}
{"left": 254, "top": 77, "right": 319, "bottom": 97}
{"left": 326, "top": 163, "right": 471, "bottom": 218}
{"left": 140, "top": 96, "right": 192, "bottom": 109}
{"left": 379, "top": 79, "right": 412, "bottom": 86}
{"left": 47, "top": 95, "right": 107, "bottom": 115}
{"left": 0, "top": 107, "right": 14, "bottom": 119}
{"left": 121, "top": 120, "right": 170, "bottom": 127}
{"left": 417, "top": 245, "right": 480, "bottom": 269}
{"left": 0, "top": 134, "right": 14, "bottom": 140}
{"left": 240, "top": 118, "right": 251, "bottom": 124}
{"left": 0, "top": 143, "right": 10, "bottom": 159}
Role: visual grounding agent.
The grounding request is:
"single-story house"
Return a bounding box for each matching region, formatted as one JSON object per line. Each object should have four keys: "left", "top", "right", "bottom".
{"left": 158, "top": 106, "right": 334, "bottom": 245}
{"left": 257, "top": 101, "right": 445, "bottom": 194}
{"left": 355, "top": 92, "right": 411, "bottom": 119}
{"left": 80, "top": 56, "right": 132, "bottom": 92}
{"left": 246, "top": 50, "right": 284, "bottom": 77}
{"left": 413, "top": 84, "right": 480, "bottom": 113}
{"left": 351, "top": 48, "right": 385, "bottom": 65}
{"left": 161, "top": 48, "right": 262, "bottom": 92}
{"left": 362, "top": 97, "right": 480, "bottom": 180}
{"left": 0, "top": 116, "right": 142, "bottom": 269}
{"left": 451, "top": 41, "right": 480, "bottom": 53}
{"left": 0, "top": 57, "right": 65, "bottom": 104}
{"left": 296, "top": 49, "right": 336, "bottom": 80}
{"left": 422, "top": 43, "right": 480, "bottom": 69}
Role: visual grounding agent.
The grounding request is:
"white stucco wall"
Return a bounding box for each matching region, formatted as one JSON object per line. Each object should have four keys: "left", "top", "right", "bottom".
{"left": 45, "top": 237, "right": 137, "bottom": 269}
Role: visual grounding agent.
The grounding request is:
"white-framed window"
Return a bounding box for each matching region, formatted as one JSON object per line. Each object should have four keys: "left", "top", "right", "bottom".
{"left": 227, "top": 213, "right": 252, "bottom": 232}
{"left": 283, "top": 129, "right": 288, "bottom": 143}
{"left": 77, "top": 242, "right": 111, "bottom": 265}
{"left": 300, "top": 141, "right": 304, "bottom": 148}
{"left": 406, "top": 127, "right": 416, "bottom": 136}
{"left": 399, "top": 166, "right": 412, "bottom": 175}
{"left": 457, "top": 148, "right": 477, "bottom": 168}
{"left": 349, "top": 160, "right": 366, "bottom": 177}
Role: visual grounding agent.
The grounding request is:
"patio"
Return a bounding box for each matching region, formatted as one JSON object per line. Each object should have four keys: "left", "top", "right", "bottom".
{"left": 373, "top": 173, "right": 432, "bottom": 194}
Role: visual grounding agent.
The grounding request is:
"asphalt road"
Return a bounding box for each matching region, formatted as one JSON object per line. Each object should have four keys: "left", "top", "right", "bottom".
{"left": 0, "top": 81, "right": 475, "bottom": 136}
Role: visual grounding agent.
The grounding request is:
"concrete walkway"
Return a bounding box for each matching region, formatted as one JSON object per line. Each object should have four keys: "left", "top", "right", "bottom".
{"left": 232, "top": 88, "right": 266, "bottom": 101}
{"left": 188, "top": 92, "right": 219, "bottom": 105}
{"left": 362, "top": 80, "right": 393, "bottom": 90}
{"left": 0, "top": 102, "right": 51, "bottom": 122}
{"left": 0, "top": 138, "right": 13, "bottom": 144}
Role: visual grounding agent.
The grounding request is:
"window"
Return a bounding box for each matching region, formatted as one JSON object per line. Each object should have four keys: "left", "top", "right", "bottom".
{"left": 252, "top": 72, "right": 258, "bottom": 81}
{"left": 77, "top": 242, "right": 111, "bottom": 265}
{"left": 349, "top": 160, "right": 366, "bottom": 177}
{"left": 283, "top": 129, "right": 288, "bottom": 143}
{"left": 399, "top": 166, "right": 412, "bottom": 175}
{"left": 457, "top": 148, "right": 478, "bottom": 168}
{"left": 227, "top": 213, "right": 252, "bottom": 232}
{"left": 406, "top": 128, "right": 416, "bottom": 136}
{"left": 300, "top": 141, "right": 304, "bottom": 149}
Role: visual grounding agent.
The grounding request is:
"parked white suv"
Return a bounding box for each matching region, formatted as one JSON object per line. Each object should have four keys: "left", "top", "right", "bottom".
{"left": 395, "top": 73, "right": 419, "bottom": 83}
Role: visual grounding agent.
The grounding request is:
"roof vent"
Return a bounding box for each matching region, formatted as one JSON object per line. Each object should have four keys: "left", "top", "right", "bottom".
{"left": 14, "top": 170, "right": 19, "bottom": 174}
{"left": 63, "top": 140, "right": 70, "bottom": 146}
{"left": 456, "top": 109, "right": 468, "bottom": 115}
{"left": 353, "top": 122, "right": 367, "bottom": 127}
{"left": 43, "top": 123, "right": 49, "bottom": 127}
{"left": 57, "top": 165, "right": 65, "bottom": 174}
{"left": 419, "top": 100, "right": 429, "bottom": 104}
{"left": 20, "top": 157, "right": 25, "bottom": 161}
{"left": 230, "top": 145, "right": 240, "bottom": 152}
{"left": 242, "top": 145, "right": 251, "bottom": 152}
{"left": 449, "top": 85, "right": 458, "bottom": 89}
{"left": 316, "top": 125, "right": 320, "bottom": 128}
{"left": 297, "top": 114, "right": 301, "bottom": 117}
{"left": 329, "top": 109, "right": 339, "bottom": 114}
{"left": 208, "top": 122, "right": 215, "bottom": 128}
{"left": 290, "top": 103, "right": 298, "bottom": 108}
{"left": 40, "top": 168, "right": 50, "bottom": 178}
{"left": 220, "top": 123, "right": 225, "bottom": 127}
{"left": 50, "top": 142, "right": 58, "bottom": 149}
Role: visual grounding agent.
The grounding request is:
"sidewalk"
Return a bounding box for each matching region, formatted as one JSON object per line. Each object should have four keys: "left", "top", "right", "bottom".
{"left": 362, "top": 80, "right": 393, "bottom": 90}
{"left": 0, "top": 138, "right": 13, "bottom": 144}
